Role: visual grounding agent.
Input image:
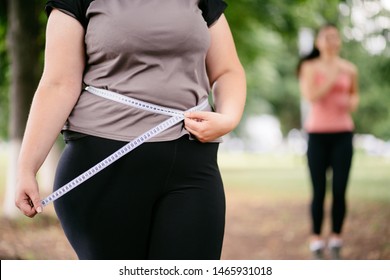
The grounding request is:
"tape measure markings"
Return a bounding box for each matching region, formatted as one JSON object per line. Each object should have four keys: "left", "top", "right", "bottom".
{"left": 41, "top": 88, "right": 208, "bottom": 206}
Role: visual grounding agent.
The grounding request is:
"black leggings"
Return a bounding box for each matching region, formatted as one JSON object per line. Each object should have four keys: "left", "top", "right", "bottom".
{"left": 307, "top": 132, "right": 353, "bottom": 235}
{"left": 53, "top": 135, "right": 225, "bottom": 260}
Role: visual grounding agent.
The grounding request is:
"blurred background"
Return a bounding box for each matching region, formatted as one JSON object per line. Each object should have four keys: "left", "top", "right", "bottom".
{"left": 0, "top": 0, "right": 389, "bottom": 259}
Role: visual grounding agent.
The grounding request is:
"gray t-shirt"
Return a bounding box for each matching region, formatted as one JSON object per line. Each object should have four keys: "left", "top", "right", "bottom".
{"left": 45, "top": 0, "right": 227, "bottom": 142}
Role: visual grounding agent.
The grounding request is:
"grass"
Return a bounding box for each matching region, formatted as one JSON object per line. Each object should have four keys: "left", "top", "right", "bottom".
{"left": 0, "top": 146, "right": 389, "bottom": 212}
{"left": 218, "top": 151, "right": 390, "bottom": 203}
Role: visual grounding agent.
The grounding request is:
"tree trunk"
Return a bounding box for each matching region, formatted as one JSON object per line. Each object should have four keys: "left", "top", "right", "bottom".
{"left": 3, "top": 0, "right": 43, "bottom": 217}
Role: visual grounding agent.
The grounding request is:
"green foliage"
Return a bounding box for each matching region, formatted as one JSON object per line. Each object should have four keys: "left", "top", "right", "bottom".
{"left": 225, "top": 0, "right": 342, "bottom": 62}
{"left": 0, "top": 0, "right": 46, "bottom": 139}
{"left": 225, "top": 0, "right": 341, "bottom": 134}
{"left": 342, "top": 30, "right": 390, "bottom": 140}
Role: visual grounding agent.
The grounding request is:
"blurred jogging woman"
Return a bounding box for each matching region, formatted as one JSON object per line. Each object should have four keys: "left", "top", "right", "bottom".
{"left": 298, "top": 24, "right": 359, "bottom": 259}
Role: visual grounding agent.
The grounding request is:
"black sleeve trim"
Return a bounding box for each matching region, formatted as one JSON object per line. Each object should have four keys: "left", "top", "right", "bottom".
{"left": 199, "top": 0, "right": 228, "bottom": 27}
{"left": 45, "top": 0, "right": 91, "bottom": 29}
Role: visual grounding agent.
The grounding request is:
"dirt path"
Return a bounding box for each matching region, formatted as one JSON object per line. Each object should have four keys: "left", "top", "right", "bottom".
{"left": 222, "top": 193, "right": 390, "bottom": 260}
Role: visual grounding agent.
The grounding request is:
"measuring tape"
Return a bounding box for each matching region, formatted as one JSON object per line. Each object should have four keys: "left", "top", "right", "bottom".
{"left": 41, "top": 86, "right": 209, "bottom": 207}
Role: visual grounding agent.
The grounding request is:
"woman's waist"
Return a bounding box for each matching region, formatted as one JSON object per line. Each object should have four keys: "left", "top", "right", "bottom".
{"left": 65, "top": 87, "right": 215, "bottom": 142}
{"left": 304, "top": 112, "right": 354, "bottom": 132}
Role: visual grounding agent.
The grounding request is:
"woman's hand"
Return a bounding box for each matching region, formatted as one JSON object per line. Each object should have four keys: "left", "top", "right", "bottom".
{"left": 15, "top": 173, "right": 42, "bottom": 218}
{"left": 299, "top": 61, "right": 342, "bottom": 102}
{"left": 184, "top": 111, "right": 235, "bottom": 143}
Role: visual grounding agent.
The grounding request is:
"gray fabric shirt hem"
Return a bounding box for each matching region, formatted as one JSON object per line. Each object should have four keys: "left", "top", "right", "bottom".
{"left": 62, "top": 126, "right": 223, "bottom": 143}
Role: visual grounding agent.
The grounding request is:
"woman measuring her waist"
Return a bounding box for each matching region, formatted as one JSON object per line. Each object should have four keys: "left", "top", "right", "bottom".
{"left": 15, "top": 0, "right": 246, "bottom": 260}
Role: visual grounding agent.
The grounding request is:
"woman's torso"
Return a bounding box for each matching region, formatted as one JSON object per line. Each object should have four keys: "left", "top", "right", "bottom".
{"left": 49, "top": 0, "right": 225, "bottom": 141}
{"left": 304, "top": 67, "right": 354, "bottom": 133}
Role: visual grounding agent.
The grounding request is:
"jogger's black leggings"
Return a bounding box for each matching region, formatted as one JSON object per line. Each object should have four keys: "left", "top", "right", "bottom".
{"left": 307, "top": 132, "right": 353, "bottom": 235}
{"left": 53, "top": 135, "right": 225, "bottom": 260}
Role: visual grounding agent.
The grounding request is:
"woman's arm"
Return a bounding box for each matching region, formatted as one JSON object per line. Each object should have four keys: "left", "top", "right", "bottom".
{"left": 184, "top": 14, "right": 246, "bottom": 142}
{"left": 348, "top": 64, "right": 359, "bottom": 112}
{"left": 15, "top": 9, "right": 85, "bottom": 217}
{"left": 299, "top": 60, "right": 340, "bottom": 102}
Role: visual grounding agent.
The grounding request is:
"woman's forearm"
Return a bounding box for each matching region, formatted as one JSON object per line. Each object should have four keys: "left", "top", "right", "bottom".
{"left": 305, "top": 72, "right": 339, "bottom": 102}
{"left": 212, "top": 67, "right": 246, "bottom": 130}
{"left": 349, "top": 93, "right": 359, "bottom": 112}
{"left": 310, "top": 82, "right": 334, "bottom": 102}
{"left": 17, "top": 82, "right": 81, "bottom": 176}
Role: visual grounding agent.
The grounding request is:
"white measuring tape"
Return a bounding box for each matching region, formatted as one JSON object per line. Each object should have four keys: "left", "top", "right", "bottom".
{"left": 41, "top": 86, "right": 209, "bottom": 207}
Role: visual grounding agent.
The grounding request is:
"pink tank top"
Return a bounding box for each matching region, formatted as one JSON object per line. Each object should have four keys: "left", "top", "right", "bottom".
{"left": 304, "top": 72, "right": 354, "bottom": 133}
